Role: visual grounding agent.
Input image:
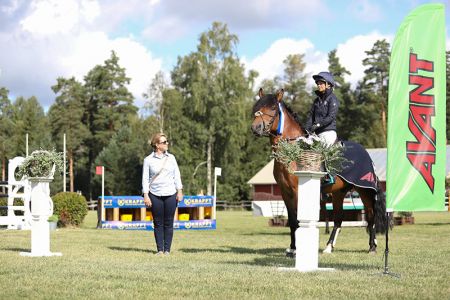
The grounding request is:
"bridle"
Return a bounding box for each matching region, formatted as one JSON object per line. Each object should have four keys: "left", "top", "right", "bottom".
{"left": 253, "top": 102, "right": 303, "bottom": 143}
{"left": 253, "top": 105, "right": 278, "bottom": 137}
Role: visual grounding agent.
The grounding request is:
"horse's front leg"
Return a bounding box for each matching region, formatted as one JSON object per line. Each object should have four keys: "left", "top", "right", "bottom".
{"left": 323, "top": 191, "right": 345, "bottom": 254}
{"left": 285, "top": 209, "right": 298, "bottom": 258}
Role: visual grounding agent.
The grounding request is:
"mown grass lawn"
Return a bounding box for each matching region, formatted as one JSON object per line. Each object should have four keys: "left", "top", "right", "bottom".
{"left": 1, "top": 210, "right": 449, "bottom": 299}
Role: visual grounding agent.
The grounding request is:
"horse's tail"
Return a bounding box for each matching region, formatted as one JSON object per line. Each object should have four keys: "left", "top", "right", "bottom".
{"left": 374, "top": 179, "right": 388, "bottom": 233}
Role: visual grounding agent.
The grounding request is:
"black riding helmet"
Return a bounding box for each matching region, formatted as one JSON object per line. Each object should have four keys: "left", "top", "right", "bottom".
{"left": 312, "top": 71, "right": 335, "bottom": 87}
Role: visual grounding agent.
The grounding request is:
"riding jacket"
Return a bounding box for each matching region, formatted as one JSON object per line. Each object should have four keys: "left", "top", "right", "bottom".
{"left": 305, "top": 88, "right": 339, "bottom": 134}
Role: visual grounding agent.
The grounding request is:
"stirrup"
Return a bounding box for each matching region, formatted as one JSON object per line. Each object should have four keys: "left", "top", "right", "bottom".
{"left": 321, "top": 174, "right": 335, "bottom": 186}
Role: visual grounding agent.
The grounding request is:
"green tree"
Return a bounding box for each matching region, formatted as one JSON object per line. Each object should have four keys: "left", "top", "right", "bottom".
{"left": 143, "top": 71, "right": 168, "bottom": 132}
{"left": 49, "top": 77, "right": 90, "bottom": 192}
{"left": 83, "top": 51, "right": 138, "bottom": 198}
{"left": 94, "top": 116, "right": 157, "bottom": 196}
{"left": 327, "top": 50, "right": 358, "bottom": 141}
{"left": 11, "top": 96, "right": 52, "bottom": 156}
{"left": 0, "top": 87, "right": 14, "bottom": 180}
{"left": 281, "top": 54, "right": 310, "bottom": 121}
{"left": 359, "top": 39, "right": 390, "bottom": 146}
{"left": 170, "top": 22, "right": 257, "bottom": 200}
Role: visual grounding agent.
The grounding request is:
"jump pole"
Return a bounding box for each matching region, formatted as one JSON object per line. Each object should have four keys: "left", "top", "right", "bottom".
{"left": 279, "top": 171, "right": 333, "bottom": 272}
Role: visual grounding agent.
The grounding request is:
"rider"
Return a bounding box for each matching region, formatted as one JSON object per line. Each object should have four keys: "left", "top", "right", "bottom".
{"left": 305, "top": 71, "right": 339, "bottom": 184}
{"left": 305, "top": 71, "right": 339, "bottom": 147}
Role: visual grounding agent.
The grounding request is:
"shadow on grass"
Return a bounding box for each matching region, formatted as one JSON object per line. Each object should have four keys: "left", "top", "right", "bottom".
{"left": 108, "top": 246, "right": 154, "bottom": 253}
{"left": 240, "top": 231, "right": 290, "bottom": 236}
{"left": 415, "top": 222, "right": 450, "bottom": 226}
{"left": 224, "top": 257, "right": 378, "bottom": 270}
{"left": 180, "top": 246, "right": 284, "bottom": 256}
{"left": 1, "top": 247, "right": 29, "bottom": 252}
{"left": 326, "top": 248, "right": 369, "bottom": 254}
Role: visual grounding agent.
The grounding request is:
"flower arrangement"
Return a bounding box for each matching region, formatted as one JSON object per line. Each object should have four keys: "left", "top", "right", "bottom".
{"left": 17, "top": 150, "right": 64, "bottom": 179}
{"left": 271, "top": 135, "right": 348, "bottom": 174}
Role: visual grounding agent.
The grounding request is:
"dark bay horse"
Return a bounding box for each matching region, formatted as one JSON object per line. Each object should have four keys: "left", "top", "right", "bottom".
{"left": 251, "top": 89, "right": 387, "bottom": 255}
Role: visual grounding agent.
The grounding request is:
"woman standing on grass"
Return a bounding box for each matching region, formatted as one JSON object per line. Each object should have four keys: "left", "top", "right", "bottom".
{"left": 142, "top": 132, "right": 183, "bottom": 255}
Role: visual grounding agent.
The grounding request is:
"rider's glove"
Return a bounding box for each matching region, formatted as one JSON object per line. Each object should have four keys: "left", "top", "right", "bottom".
{"left": 311, "top": 123, "right": 320, "bottom": 132}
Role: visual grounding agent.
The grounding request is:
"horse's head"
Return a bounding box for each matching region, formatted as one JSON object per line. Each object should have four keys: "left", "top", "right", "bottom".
{"left": 251, "top": 88, "right": 284, "bottom": 137}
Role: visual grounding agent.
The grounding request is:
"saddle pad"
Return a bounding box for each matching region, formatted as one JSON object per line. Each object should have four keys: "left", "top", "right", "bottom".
{"left": 337, "top": 141, "right": 377, "bottom": 191}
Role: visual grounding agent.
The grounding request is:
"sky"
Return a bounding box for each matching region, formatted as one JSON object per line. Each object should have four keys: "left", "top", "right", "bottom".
{"left": 0, "top": 0, "right": 449, "bottom": 111}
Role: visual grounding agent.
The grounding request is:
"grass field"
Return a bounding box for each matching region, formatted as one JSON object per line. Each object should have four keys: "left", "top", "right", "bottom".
{"left": 1, "top": 210, "right": 449, "bottom": 299}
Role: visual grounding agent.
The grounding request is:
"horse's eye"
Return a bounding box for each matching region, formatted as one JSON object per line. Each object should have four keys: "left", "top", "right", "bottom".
{"left": 254, "top": 111, "right": 263, "bottom": 117}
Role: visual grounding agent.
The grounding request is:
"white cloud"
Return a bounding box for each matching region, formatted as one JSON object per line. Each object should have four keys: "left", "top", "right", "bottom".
{"left": 59, "top": 32, "right": 162, "bottom": 107}
{"left": 0, "top": 0, "right": 161, "bottom": 109}
{"left": 244, "top": 32, "right": 397, "bottom": 91}
{"left": 336, "top": 31, "right": 393, "bottom": 87}
{"left": 243, "top": 38, "right": 328, "bottom": 89}
{"left": 20, "top": 0, "right": 99, "bottom": 35}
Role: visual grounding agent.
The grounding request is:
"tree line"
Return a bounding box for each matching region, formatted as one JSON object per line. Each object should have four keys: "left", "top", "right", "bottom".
{"left": 1, "top": 22, "right": 449, "bottom": 202}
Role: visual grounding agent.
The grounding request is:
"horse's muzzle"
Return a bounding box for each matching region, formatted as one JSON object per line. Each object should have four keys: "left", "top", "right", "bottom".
{"left": 251, "top": 123, "right": 266, "bottom": 137}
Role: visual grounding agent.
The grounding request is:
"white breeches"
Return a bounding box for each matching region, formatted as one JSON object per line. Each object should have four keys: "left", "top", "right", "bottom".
{"left": 318, "top": 130, "right": 337, "bottom": 147}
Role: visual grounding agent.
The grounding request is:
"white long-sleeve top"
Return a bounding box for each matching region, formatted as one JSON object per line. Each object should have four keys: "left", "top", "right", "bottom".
{"left": 142, "top": 151, "right": 183, "bottom": 196}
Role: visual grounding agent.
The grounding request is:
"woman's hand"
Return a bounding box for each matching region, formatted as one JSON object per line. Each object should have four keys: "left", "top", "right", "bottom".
{"left": 176, "top": 190, "right": 183, "bottom": 202}
{"left": 143, "top": 193, "right": 152, "bottom": 207}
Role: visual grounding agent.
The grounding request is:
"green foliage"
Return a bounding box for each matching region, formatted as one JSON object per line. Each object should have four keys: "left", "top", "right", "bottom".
{"left": 281, "top": 53, "right": 310, "bottom": 121}
{"left": 17, "top": 150, "right": 63, "bottom": 178}
{"left": 47, "top": 214, "right": 59, "bottom": 222}
{"left": 169, "top": 22, "right": 258, "bottom": 201}
{"left": 52, "top": 192, "right": 88, "bottom": 227}
{"left": 94, "top": 119, "right": 154, "bottom": 196}
{"left": 10, "top": 96, "right": 52, "bottom": 157}
{"left": 272, "top": 135, "right": 347, "bottom": 174}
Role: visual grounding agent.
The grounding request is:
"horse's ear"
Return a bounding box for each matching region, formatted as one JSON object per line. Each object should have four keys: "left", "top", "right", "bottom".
{"left": 258, "top": 88, "right": 264, "bottom": 98}
{"left": 276, "top": 89, "right": 284, "bottom": 102}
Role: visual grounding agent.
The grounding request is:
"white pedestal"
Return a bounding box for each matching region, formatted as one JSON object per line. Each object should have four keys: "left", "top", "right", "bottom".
{"left": 279, "top": 171, "right": 333, "bottom": 272}
{"left": 20, "top": 216, "right": 62, "bottom": 257}
{"left": 19, "top": 178, "right": 62, "bottom": 257}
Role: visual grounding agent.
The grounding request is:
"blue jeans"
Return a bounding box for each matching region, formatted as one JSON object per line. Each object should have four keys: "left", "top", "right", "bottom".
{"left": 149, "top": 193, "right": 177, "bottom": 252}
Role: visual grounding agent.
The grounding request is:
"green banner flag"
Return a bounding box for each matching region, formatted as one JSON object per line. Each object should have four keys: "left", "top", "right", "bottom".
{"left": 387, "top": 3, "right": 446, "bottom": 211}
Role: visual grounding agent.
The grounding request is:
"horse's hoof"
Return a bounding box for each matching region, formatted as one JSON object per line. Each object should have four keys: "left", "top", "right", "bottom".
{"left": 285, "top": 248, "right": 296, "bottom": 258}
{"left": 322, "top": 244, "right": 333, "bottom": 254}
{"left": 368, "top": 247, "right": 377, "bottom": 254}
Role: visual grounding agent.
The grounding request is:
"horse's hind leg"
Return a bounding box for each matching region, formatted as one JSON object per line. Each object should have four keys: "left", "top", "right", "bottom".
{"left": 323, "top": 189, "right": 346, "bottom": 254}
{"left": 358, "top": 188, "right": 377, "bottom": 254}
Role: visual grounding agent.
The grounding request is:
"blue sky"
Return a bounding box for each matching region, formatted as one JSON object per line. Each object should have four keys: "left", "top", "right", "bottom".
{"left": 0, "top": 0, "right": 448, "bottom": 110}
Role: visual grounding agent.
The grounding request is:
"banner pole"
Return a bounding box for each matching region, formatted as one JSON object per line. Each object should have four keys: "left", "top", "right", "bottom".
{"left": 381, "top": 211, "right": 400, "bottom": 278}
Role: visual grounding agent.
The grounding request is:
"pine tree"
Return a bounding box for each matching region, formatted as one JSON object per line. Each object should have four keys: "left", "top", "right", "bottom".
{"left": 327, "top": 50, "right": 357, "bottom": 141}
{"left": 83, "top": 51, "right": 138, "bottom": 198}
{"left": 359, "top": 39, "right": 390, "bottom": 147}
{"left": 281, "top": 54, "right": 310, "bottom": 121}
{"left": 0, "top": 87, "right": 14, "bottom": 181}
{"left": 170, "top": 22, "right": 257, "bottom": 200}
{"left": 49, "top": 77, "right": 90, "bottom": 192}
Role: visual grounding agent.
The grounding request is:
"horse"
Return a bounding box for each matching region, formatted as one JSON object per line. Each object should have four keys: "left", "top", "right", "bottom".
{"left": 250, "top": 88, "right": 387, "bottom": 255}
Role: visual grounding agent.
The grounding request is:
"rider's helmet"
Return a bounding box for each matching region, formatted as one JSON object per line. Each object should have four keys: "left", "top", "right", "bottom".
{"left": 312, "top": 72, "right": 335, "bottom": 87}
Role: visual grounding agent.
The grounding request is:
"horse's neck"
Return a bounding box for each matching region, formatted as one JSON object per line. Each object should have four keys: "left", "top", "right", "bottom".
{"left": 272, "top": 108, "right": 303, "bottom": 143}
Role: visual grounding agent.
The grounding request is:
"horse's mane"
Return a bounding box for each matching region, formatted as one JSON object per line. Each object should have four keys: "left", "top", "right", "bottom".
{"left": 253, "top": 93, "right": 304, "bottom": 128}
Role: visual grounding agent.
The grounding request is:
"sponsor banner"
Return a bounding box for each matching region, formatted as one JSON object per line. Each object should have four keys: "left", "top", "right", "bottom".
{"left": 386, "top": 3, "right": 446, "bottom": 211}
{"left": 100, "top": 195, "right": 214, "bottom": 208}
{"left": 101, "top": 196, "right": 145, "bottom": 208}
{"left": 101, "top": 219, "right": 216, "bottom": 231}
{"left": 179, "top": 196, "right": 214, "bottom": 207}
